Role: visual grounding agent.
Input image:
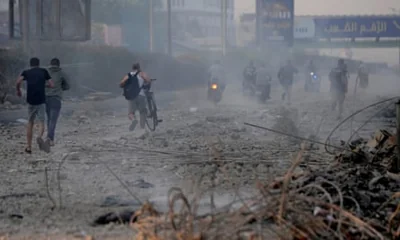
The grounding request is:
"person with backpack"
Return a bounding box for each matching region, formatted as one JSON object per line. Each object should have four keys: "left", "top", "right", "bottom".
{"left": 120, "top": 63, "right": 151, "bottom": 131}
{"left": 45, "top": 58, "right": 70, "bottom": 147}
{"left": 329, "top": 59, "right": 348, "bottom": 120}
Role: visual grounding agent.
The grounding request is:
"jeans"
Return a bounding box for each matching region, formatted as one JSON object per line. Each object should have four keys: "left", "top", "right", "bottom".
{"left": 331, "top": 91, "right": 345, "bottom": 118}
{"left": 46, "top": 96, "right": 62, "bottom": 141}
{"left": 282, "top": 85, "right": 292, "bottom": 103}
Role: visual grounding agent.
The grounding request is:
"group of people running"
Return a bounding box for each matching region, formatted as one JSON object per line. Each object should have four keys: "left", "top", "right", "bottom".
{"left": 16, "top": 59, "right": 152, "bottom": 154}
{"left": 16, "top": 57, "right": 70, "bottom": 154}
{"left": 16, "top": 56, "right": 369, "bottom": 153}
{"left": 209, "top": 58, "right": 370, "bottom": 119}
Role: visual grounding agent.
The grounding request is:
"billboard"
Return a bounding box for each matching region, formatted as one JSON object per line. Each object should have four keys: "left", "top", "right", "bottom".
{"left": 257, "top": 0, "right": 294, "bottom": 46}
{"left": 314, "top": 16, "right": 400, "bottom": 39}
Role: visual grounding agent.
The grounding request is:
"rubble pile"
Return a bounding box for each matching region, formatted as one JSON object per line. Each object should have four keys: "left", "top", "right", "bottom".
{"left": 272, "top": 106, "right": 299, "bottom": 137}
{"left": 112, "top": 129, "right": 400, "bottom": 239}
{"left": 265, "top": 129, "right": 400, "bottom": 239}
{"left": 378, "top": 104, "right": 396, "bottom": 119}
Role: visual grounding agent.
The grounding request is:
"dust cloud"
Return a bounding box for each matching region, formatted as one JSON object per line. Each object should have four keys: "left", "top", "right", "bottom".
{"left": 0, "top": 1, "right": 400, "bottom": 239}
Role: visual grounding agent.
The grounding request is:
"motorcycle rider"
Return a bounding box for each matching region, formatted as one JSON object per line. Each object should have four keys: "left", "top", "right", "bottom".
{"left": 305, "top": 60, "right": 317, "bottom": 92}
{"left": 207, "top": 60, "right": 226, "bottom": 92}
{"left": 329, "top": 59, "right": 348, "bottom": 120}
{"left": 256, "top": 62, "right": 272, "bottom": 103}
{"left": 357, "top": 61, "right": 369, "bottom": 90}
{"left": 242, "top": 60, "right": 257, "bottom": 95}
{"left": 120, "top": 63, "right": 151, "bottom": 131}
{"left": 278, "top": 60, "right": 298, "bottom": 104}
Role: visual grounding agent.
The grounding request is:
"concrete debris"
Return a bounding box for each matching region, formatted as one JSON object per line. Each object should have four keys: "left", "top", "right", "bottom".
{"left": 16, "top": 118, "right": 28, "bottom": 124}
{"left": 129, "top": 179, "right": 154, "bottom": 189}
{"left": 84, "top": 92, "right": 114, "bottom": 101}
{"left": 205, "top": 116, "right": 232, "bottom": 123}
{"left": 337, "top": 129, "right": 397, "bottom": 165}
{"left": 230, "top": 133, "right": 241, "bottom": 140}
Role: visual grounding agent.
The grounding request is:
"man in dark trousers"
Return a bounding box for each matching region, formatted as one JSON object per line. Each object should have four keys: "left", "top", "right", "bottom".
{"left": 242, "top": 60, "right": 257, "bottom": 95}
{"left": 45, "top": 58, "right": 70, "bottom": 146}
{"left": 329, "top": 59, "right": 348, "bottom": 119}
{"left": 16, "top": 57, "right": 54, "bottom": 154}
{"left": 278, "top": 60, "right": 298, "bottom": 104}
{"left": 256, "top": 62, "right": 272, "bottom": 103}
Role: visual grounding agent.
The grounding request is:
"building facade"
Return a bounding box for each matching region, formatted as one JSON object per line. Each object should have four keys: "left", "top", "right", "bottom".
{"left": 158, "top": 0, "right": 236, "bottom": 49}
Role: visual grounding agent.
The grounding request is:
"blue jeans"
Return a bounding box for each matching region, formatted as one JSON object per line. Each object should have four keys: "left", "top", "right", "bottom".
{"left": 46, "top": 96, "right": 62, "bottom": 141}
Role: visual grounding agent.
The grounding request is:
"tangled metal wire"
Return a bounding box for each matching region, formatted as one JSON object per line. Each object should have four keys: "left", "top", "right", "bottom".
{"left": 324, "top": 96, "right": 399, "bottom": 155}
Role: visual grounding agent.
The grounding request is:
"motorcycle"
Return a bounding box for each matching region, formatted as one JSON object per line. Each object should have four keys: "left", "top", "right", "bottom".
{"left": 242, "top": 79, "right": 256, "bottom": 96}
{"left": 207, "top": 80, "right": 223, "bottom": 104}
{"left": 307, "top": 72, "right": 321, "bottom": 92}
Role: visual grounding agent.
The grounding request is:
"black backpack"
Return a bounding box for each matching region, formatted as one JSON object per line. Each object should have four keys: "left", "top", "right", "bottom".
{"left": 123, "top": 71, "right": 141, "bottom": 100}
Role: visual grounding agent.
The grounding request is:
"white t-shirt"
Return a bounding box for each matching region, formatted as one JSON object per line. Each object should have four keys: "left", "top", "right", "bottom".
{"left": 131, "top": 71, "right": 145, "bottom": 96}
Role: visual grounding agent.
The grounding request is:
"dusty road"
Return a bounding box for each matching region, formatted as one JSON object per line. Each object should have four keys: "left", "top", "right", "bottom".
{"left": 0, "top": 73, "right": 399, "bottom": 239}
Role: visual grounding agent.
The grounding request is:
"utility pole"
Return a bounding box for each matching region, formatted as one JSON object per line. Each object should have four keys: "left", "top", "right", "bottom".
{"left": 149, "top": 0, "right": 154, "bottom": 52}
{"left": 21, "top": 0, "right": 29, "bottom": 54}
{"left": 53, "top": 0, "right": 61, "bottom": 40}
{"left": 9, "top": 0, "right": 14, "bottom": 39}
{"left": 220, "top": 0, "right": 227, "bottom": 56}
{"left": 255, "top": 0, "right": 261, "bottom": 47}
{"left": 167, "top": 0, "right": 172, "bottom": 56}
{"left": 35, "top": 0, "right": 42, "bottom": 57}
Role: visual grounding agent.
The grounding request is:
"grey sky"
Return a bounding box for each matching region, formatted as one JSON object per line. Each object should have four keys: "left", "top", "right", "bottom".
{"left": 235, "top": 0, "right": 400, "bottom": 18}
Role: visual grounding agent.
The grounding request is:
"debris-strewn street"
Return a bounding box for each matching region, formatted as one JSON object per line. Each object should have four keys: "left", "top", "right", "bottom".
{"left": 0, "top": 74, "right": 399, "bottom": 239}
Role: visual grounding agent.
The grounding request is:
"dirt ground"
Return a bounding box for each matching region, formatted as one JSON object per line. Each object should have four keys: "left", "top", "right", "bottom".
{"left": 0, "top": 73, "right": 399, "bottom": 239}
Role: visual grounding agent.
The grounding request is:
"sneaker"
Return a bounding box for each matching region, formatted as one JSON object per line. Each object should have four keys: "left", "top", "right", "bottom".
{"left": 25, "top": 147, "right": 32, "bottom": 154}
{"left": 129, "top": 119, "right": 138, "bottom": 132}
{"left": 46, "top": 138, "right": 54, "bottom": 147}
{"left": 37, "top": 137, "right": 50, "bottom": 153}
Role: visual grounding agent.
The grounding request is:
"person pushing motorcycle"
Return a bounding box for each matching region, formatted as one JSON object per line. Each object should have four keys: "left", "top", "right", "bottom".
{"left": 120, "top": 63, "right": 151, "bottom": 131}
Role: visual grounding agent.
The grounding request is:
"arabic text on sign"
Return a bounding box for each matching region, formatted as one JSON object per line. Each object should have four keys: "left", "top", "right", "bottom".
{"left": 324, "top": 21, "right": 388, "bottom": 34}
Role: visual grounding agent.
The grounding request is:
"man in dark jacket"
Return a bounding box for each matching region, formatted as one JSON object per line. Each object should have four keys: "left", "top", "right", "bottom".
{"left": 278, "top": 60, "right": 298, "bottom": 104}
{"left": 242, "top": 60, "right": 257, "bottom": 95}
{"left": 329, "top": 59, "right": 348, "bottom": 119}
{"left": 16, "top": 57, "right": 54, "bottom": 154}
{"left": 45, "top": 58, "right": 70, "bottom": 146}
